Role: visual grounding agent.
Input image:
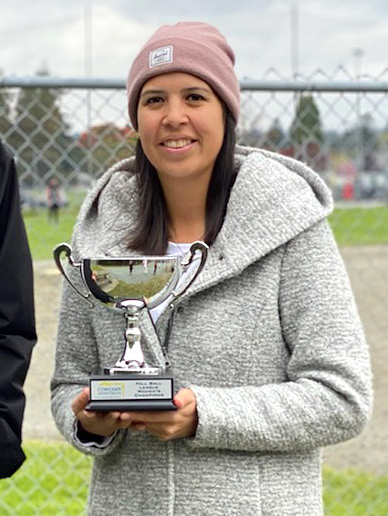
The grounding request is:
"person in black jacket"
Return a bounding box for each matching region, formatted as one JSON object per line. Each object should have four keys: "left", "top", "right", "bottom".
{"left": 0, "top": 140, "right": 36, "bottom": 478}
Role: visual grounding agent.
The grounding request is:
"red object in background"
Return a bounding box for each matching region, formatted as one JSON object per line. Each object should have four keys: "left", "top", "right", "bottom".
{"left": 343, "top": 180, "right": 354, "bottom": 199}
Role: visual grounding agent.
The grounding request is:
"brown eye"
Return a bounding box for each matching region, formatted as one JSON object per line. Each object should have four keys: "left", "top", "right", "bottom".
{"left": 187, "top": 93, "right": 205, "bottom": 102}
{"left": 145, "top": 96, "right": 163, "bottom": 105}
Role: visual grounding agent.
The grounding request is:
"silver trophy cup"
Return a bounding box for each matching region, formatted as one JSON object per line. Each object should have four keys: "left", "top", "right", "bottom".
{"left": 53, "top": 242, "right": 208, "bottom": 411}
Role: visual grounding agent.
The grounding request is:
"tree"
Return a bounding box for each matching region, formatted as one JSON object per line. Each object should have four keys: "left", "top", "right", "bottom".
{"left": 339, "top": 113, "right": 379, "bottom": 171}
{"left": 289, "top": 94, "right": 325, "bottom": 169}
{"left": 78, "top": 123, "right": 137, "bottom": 176}
{"left": 262, "top": 118, "right": 286, "bottom": 152}
{"left": 289, "top": 94, "right": 323, "bottom": 146}
{"left": 8, "top": 68, "right": 74, "bottom": 186}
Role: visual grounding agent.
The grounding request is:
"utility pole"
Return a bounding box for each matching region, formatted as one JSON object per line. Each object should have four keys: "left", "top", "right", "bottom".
{"left": 84, "top": 1, "right": 93, "bottom": 77}
{"left": 353, "top": 48, "right": 364, "bottom": 173}
{"left": 290, "top": 0, "right": 299, "bottom": 80}
{"left": 84, "top": 1, "right": 93, "bottom": 178}
{"left": 290, "top": 1, "right": 301, "bottom": 160}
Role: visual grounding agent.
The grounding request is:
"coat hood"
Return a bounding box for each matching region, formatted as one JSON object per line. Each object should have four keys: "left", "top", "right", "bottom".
{"left": 214, "top": 145, "right": 333, "bottom": 269}
{"left": 72, "top": 145, "right": 333, "bottom": 292}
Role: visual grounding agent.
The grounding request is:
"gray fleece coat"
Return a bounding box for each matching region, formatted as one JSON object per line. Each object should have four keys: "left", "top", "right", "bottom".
{"left": 51, "top": 145, "right": 372, "bottom": 516}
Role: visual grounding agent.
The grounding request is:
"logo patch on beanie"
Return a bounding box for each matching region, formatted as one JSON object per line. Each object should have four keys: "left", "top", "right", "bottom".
{"left": 149, "top": 46, "right": 173, "bottom": 68}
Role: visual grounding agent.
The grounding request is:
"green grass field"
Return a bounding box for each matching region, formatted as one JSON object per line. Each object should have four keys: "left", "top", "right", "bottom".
{"left": 328, "top": 206, "right": 388, "bottom": 245}
{"left": 0, "top": 442, "right": 90, "bottom": 516}
{"left": 23, "top": 202, "right": 388, "bottom": 259}
{"left": 0, "top": 442, "right": 386, "bottom": 516}
{"left": 22, "top": 192, "right": 84, "bottom": 260}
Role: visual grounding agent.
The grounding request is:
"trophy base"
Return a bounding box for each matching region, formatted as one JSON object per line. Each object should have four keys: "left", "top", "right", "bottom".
{"left": 86, "top": 372, "right": 177, "bottom": 412}
{"left": 85, "top": 400, "right": 177, "bottom": 411}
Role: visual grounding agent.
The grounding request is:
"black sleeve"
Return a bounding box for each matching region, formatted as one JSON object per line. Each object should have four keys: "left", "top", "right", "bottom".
{"left": 0, "top": 140, "right": 36, "bottom": 478}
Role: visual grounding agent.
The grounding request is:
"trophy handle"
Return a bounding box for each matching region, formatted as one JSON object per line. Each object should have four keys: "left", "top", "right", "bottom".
{"left": 53, "top": 243, "right": 94, "bottom": 307}
{"left": 173, "top": 241, "right": 209, "bottom": 301}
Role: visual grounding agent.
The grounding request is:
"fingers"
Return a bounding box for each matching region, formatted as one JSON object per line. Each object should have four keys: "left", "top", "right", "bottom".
{"left": 71, "top": 387, "right": 90, "bottom": 416}
{"left": 173, "top": 388, "right": 196, "bottom": 409}
{"left": 126, "top": 388, "right": 196, "bottom": 422}
{"left": 129, "top": 388, "right": 198, "bottom": 440}
{"left": 72, "top": 388, "right": 134, "bottom": 437}
{"left": 71, "top": 388, "right": 198, "bottom": 440}
{"left": 79, "top": 410, "right": 130, "bottom": 436}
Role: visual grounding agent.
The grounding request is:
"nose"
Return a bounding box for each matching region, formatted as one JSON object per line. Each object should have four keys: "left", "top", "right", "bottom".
{"left": 162, "top": 99, "right": 188, "bottom": 127}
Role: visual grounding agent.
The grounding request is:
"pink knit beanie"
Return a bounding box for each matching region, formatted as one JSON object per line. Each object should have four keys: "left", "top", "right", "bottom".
{"left": 126, "top": 21, "right": 240, "bottom": 129}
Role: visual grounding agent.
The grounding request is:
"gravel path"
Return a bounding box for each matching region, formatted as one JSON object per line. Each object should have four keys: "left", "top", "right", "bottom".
{"left": 23, "top": 246, "right": 388, "bottom": 474}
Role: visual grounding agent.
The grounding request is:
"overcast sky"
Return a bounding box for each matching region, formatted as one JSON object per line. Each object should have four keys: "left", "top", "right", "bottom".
{"left": 1, "top": 0, "right": 388, "bottom": 82}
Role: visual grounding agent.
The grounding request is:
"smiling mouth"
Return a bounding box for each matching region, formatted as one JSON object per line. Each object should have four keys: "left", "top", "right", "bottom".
{"left": 162, "top": 139, "right": 195, "bottom": 149}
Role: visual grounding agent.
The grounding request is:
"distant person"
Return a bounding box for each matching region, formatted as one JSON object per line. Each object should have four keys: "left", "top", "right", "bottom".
{"left": 0, "top": 140, "right": 36, "bottom": 478}
{"left": 46, "top": 176, "right": 61, "bottom": 223}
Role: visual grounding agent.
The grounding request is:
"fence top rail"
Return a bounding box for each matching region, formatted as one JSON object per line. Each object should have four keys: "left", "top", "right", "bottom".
{"left": 1, "top": 76, "right": 388, "bottom": 93}
{"left": 0, "top": 76, "right": 126, "bottom": 89}
{"left": 239, "top": 79, "right": 388, "bottom": 93}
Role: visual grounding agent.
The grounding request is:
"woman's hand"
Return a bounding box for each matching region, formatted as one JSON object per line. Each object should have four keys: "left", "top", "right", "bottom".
{"left": 71, "top": 387, "right": 198, "bottom": 440}
{"left": 126, "top": 388, "right": 198, "bottom": 440}
{"left": 72, "top": 387, "right": 133, "bottom": 437}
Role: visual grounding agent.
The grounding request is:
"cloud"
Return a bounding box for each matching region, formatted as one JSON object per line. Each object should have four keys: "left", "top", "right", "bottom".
{"left": 0, "top": 0, "right": 387, "bottom": 79}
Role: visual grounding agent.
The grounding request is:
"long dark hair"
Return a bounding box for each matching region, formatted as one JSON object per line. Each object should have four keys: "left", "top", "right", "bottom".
{"left": 128, "top": 110, "right": 236, "bottom": 255}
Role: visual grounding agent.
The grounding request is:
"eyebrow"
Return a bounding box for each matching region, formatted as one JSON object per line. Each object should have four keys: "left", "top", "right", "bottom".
{"left": 140, "top": 89, "right": 163, "bottom": 97}
{"left": 140, "top": 86, "right": 211, "bottom": 97}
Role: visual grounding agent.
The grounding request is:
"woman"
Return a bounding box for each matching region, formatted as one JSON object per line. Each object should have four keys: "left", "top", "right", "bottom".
{"left": 51, "top": 22, "right": 372, "bottom": 516}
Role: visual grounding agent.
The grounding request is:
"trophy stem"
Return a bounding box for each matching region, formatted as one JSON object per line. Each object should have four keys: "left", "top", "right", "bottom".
{"left": 107, "top": 300, "right": 160, "bottom": 375}
{"left": 121, "top": 308, "right": 144, "bottom": 368}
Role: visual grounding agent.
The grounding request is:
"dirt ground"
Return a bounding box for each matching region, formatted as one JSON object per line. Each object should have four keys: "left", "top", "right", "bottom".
{"left": 23, "top": 245, "right": 388, "bottom": 475}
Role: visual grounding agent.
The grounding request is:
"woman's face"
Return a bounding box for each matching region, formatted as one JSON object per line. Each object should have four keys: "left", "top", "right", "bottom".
{"left": 137, "top": 72, "right": 225, "bottom": 188}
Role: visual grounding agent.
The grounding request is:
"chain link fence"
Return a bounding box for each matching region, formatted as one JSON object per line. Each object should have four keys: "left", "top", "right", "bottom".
{"left": 1, "top": 72, "right": 387, "bottom": 514}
